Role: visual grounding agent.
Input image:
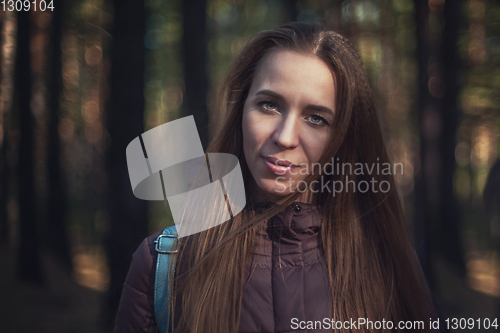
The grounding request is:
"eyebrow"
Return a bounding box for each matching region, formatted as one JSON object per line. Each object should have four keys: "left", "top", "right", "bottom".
{"left": 255, "top": 89, "right": 335, "bottom": 117}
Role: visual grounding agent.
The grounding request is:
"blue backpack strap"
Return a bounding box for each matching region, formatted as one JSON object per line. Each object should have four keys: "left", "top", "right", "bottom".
{"left": 154, "top": 225, "right": 179, "bottom": 333}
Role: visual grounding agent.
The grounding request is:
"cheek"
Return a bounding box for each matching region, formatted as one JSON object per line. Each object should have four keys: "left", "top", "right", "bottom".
{"left": 241, "top": 110, "right": 253, "bottom": 156}
{"left": 242, "top": 109, "right": 260, "bottom": 174}
{"left": 242, "top": 109, "right": 267, "bottom": 155}
{"left": 303, "top": 131, "right": 330, "bottom": 164}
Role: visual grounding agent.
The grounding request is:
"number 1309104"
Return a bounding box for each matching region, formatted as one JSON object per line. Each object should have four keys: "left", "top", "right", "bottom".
{"left": 445, "top": 318, "right": 498, "bottom": 330}
{"left": 2, "top": 0, "right": 54, "bottom": 11}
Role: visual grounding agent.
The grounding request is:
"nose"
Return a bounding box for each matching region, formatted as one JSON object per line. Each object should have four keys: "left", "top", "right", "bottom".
{"left": 272, "top": 113, "right": 299, "bottom": 149}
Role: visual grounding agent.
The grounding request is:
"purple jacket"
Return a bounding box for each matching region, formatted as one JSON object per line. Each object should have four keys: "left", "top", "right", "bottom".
{"left": 114, "top": 202, "right": 332, "bottom": 332}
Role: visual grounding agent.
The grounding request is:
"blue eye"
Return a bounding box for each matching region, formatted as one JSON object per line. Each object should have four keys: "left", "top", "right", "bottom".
{"left": 259, "top": 101, "right": 278, "bottom": 112}
{"left": 308, "top": 114, "right": 328, "bottom": 125}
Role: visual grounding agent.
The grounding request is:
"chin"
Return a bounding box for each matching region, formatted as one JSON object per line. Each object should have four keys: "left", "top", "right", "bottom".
{"left": 256, "top": 179, "right": 291, "bottom": 199}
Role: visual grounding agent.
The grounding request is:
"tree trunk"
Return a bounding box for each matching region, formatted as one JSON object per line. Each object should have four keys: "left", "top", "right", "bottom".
{"left": 414, "top": 0, "right": 466, "bottom": 286}
{"left": 413, "top": 0, "right": 434, "bottom": 286}
{"left": 104, "top": 0, "right": 148, "bottom": 328}
{"left": 284, "top": 0, "right": 298, "bottom": 22}
{"left": 47, "top": 0, "right": 72, "bottom": 272}
{"left": 439, "top": 0, "right": 465, "bottom": 275}
{"left": 15, "top": 10, "right": 43, "bottom": 284}
{"left": 182, "top": 0, "right": 209, "bottom": 149}
{"left": 0, "top": 11, "right": 8, "bottom": 243}
{"left": 0, "top": 123, "right": 8, "bottom": 244}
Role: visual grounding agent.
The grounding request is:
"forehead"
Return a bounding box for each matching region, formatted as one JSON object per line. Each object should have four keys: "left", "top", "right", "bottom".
{"left": 249, "top": 50, "right": 336, "bottom": 105}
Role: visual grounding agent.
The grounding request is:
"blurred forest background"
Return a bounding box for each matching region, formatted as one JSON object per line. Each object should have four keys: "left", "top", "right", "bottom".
{"left": 0, "top": 0, "right": 499, "bottom": 332}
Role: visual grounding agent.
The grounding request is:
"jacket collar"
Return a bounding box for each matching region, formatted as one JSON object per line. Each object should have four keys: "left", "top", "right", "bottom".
{"left": 251, "top": 202, "right": 323, "bottom": 255}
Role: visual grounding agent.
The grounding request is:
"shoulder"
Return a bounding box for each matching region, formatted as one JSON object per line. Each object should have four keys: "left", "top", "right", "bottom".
{"left": 113, "top": 230, "right": 164, "bottom": 333}
{"left": 124, "top": 230, "right": 162, "bottom": 295}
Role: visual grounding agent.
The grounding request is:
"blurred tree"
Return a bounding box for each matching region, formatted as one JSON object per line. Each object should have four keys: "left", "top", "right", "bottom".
{"left": 182, "top": 0, "right": 209, "bottom": 149}
{"left": 329, "top": 0, "right": 342, "bottom": 32}
{"left": 47, "top": 0, "right": 72, "bottom": 272}
{"left": 482, "top": 158, "right": 500, "bottom": 318}
{"left": 440, "top": 0, "right": 465, "bottom": 275}
{"left": 104, "top": 0, "right": 148, "bottom": 328}
{"left": 414, "top": 0, "right": 437, "bottom": 285}
{"left": 0, "top": 11, "right": 8, "bottom": 243}
{"left": 483, "top": 159, "right": 500, "bottom": 242}
{"left": 414, "top": 0, "right": 465, "bottom": 286}
{"left": 284, "top": 0, "right": 299, "bottom": 22}
{"left": 15, "top": 10, "right": 43, "bottom": 283}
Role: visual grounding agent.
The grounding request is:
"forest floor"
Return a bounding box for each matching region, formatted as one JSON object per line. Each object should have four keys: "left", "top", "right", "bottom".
{"left": 0, "top": 243, "right": 498, "bottom": 333}
{"left": 0, "top": 243, "right": 110, "bottom": 333}
{"left": 433, "top": 253, "right": 499, "bottom": 332}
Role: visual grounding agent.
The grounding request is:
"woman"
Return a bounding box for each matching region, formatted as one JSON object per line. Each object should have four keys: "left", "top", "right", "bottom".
{"left": 115, "top": 22, "right": 436, "bottom": 333}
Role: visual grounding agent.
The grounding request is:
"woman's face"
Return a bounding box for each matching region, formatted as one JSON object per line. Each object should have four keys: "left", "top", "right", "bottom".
{"left": 242, "top": 50, "right": 336, "bottom": 201}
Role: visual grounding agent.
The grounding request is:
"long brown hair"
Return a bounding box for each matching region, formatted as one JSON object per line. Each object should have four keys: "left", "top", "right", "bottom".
{"left": 167, "top": 22, "right": 434, "bottom": 333}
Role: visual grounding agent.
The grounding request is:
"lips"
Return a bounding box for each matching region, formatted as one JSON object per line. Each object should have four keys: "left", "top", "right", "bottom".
{"left": 262, "top": 156, "right": 298, "bottom": 175}
{"left": 264, "top": 156, "right": 297, "bottom": 167}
